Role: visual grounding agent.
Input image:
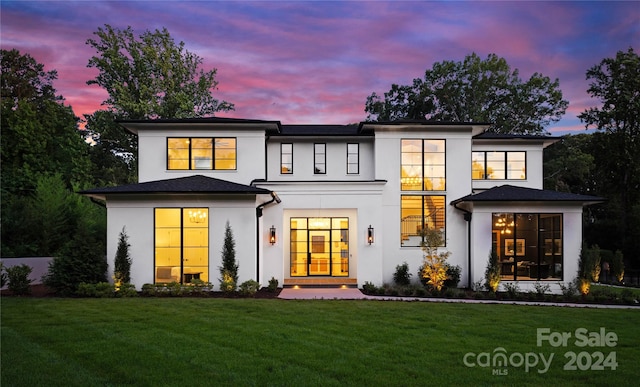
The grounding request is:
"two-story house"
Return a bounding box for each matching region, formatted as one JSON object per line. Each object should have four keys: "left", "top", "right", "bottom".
{"left": 81, "top": 118, "right": 602, "bottom": 292}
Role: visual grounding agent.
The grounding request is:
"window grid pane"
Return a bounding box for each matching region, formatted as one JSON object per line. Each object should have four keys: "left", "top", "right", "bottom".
{"left": 314, "top": 143, "right": 326, "bottom": 174}
{"left": 347, "top": 143, "right": 359, "bottom": 174}
{"left": 281, "top": 143, "right": 293, "bottom": 174}
{"left": 401, "top": 195, "right": 446, "bottom": 247}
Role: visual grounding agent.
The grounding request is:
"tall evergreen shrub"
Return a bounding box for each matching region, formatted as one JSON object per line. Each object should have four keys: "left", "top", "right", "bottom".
{"left": 114, "top": 227, "right": 132, "bottom": 287}
{"left": 219, "top": 221, "right": 238, "bottom": 292}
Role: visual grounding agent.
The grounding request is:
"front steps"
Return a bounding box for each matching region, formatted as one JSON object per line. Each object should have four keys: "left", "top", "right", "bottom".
{"left": 283, "top": 278, "right": 358, "bottom": 289}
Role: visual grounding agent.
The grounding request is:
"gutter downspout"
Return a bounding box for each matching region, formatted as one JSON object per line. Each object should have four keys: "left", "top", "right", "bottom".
{"left": 453, "top": 202, "right": 473, "bottom": 289}
{"left": 255, "top": 192, "right": 281, "bottom": 282}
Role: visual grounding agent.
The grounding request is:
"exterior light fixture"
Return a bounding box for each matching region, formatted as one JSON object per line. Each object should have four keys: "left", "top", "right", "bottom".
{"left": 269, "top": 225, "right": 276, "bottom": 245}
{"left": 367, "top": 225, "right": 374, "bottom": 245}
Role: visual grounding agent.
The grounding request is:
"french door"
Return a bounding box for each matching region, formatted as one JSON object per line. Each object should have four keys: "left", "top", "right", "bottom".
{"left": 290, "top": 217, "right": 349, "bottom": 277}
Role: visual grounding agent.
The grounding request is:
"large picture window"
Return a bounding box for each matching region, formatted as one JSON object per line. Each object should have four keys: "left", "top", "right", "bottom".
{"left": 155, "top": 208, "right": 209, "bottom": 284}
{"left": 401, "top": 139, "right": 445, "bottom": 191}
{"left": 472, "top": 151, "right": 526, "bottom": 180}
{"left": 492, "top": 213, "right": 562, "bottom": 281}
{"left": 167, "top": 137, "right": 236, "bottom": 170}
{"left": 401, "top": 195, "right": 446, "bottom": 247}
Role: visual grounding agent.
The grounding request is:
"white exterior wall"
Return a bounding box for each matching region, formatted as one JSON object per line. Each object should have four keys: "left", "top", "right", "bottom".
{"left": 468, "top": 202, "right": 584, "bottom": 294}
{"left": 104, "top": 120, "right": 590, "bottom": 291}
{"left": 257, "top": 182, "right": 385, "bottom": 286}
{"left": 265, "top": 139, "right": 375, "bottom": 181}
{"left": 105, "top": 195, "right": 259, "bottom": 290}
{"left": 472, "top": 141, "right": 545, "bottom": 190}
{"left": 137, "top": 129, "right": 266, "bottom": 184}
{"left": 373, "top": 128, "right": 476, "bottom": 286}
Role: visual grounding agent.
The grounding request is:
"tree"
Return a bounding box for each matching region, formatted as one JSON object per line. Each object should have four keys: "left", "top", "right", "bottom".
{"left": 543, "top": 134, "right": 596, "bottom": 194}
{"left": 365, "top": 53, "right": 568, "bottom": 134}
{"left": 1, "top": 49, "right": 96, "bottom": 257}
{"left": 84, "top": 25, "right": 234, "bottom": 185}
{"left": 219, "top": 221, "right": 239, "bottom": 292}
{"left": 114, "top": 227, "right": 132, "bottom": 287}
{"left": 86, "top": 24, "right": 234, "bottom": 119}
{"left": 578, "top": 47, "right": 640, "bottom": 269}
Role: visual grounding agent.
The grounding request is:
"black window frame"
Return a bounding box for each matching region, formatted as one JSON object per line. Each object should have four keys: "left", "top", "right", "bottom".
{"left": 314, "top": 143, "right": 326, "bottom": 174}
{"left": 281, "top": 143, "right": 293, "bottom": 174}
{"left": 472, "top": 151, "right": 527, "bottom": 180}
{"left": 166, "top": 137, "right": 237, "bottom": 171}
{"left": 347, "top": 143, "right": 359, "bottom": 174}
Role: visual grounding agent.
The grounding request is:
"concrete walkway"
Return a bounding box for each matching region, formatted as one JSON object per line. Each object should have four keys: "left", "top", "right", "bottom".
{"left": 278, "top": 288, "right": 640, "bottom": 309}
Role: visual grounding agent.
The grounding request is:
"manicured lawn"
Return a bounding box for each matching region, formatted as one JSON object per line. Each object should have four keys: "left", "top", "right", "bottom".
{"left": 2, "top": 298, "right": 638, "bottom": 386}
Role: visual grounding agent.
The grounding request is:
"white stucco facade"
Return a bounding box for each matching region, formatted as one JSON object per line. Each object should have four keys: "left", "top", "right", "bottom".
{"left": 82, "top": 118, "right": 601, "bottom": 293}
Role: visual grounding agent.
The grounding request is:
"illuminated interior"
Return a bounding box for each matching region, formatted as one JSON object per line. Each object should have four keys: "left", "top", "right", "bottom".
{"left": 155, "top": 208, "right": 209, "bottom": 283}
{"left": 401, "top": 139, "right": 446, "bottom": 191}
{"left": 401, "top": 195, "right": 446, "bottom": 246}
{"left": 167, "top": 137, "right": 236, "bottom": 170}
{"left": 492, "top": 213, "right": 562, "bottom": 281}
{"left": 290, "top": 217, "right": 349, "bottom": 277}
{"left": 472, "top": 151, "right": 526, "bottom": 180}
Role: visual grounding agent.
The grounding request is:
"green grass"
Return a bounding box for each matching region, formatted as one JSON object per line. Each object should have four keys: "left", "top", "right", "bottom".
{"left": 2, "top": 298, "right": 639, "bottom": 386}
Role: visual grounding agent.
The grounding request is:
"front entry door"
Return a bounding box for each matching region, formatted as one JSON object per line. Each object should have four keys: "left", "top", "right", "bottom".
{"left": 309, "top": 230, "right": 330, "bottom": 275}
{"left": 290, "top": 217, "right": 349, "bottom": 277}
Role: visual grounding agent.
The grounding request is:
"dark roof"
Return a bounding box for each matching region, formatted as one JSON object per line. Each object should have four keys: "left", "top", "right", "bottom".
{"left": 117, "top": 117, "right": 281, "bottom": 125}
{"left": 451, "top": 185, "right": 604, "bottom": 204}
{"left": 473, "top": 132, "right": 559, "bottom": 140}
{"left": 366, "top": 119, "right": 491, "bottom": 126}
{"left": 80, "top": 175, "right": 271, "bottom": 198}
{"left": 272, "top": 124, "right": 367, "bottom": 136}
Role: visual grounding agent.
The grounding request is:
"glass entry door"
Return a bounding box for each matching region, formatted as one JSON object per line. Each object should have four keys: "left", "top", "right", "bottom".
{"left": 290, "top": 217, "right": 349, "bottom": 277}
{"left": 309, "top": 230, "right": 330, "bottom": 275}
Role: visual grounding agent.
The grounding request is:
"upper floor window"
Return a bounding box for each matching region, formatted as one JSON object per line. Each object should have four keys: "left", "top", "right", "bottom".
{"left": 314, "top": 143, "right": 326, "bottom": 174}
{"left": 167, "top": 137, "right": 236, "bottom": 170}
{"left": 401, "top": 139, "right": 446, "bottom": 191}
{"left": 347, "top": 143, "right": 359, "bottom": 174}
{"left": 472, "top": 151, "right": 526, "bottom": 180}
{"left": 281, "top": 143, "right": 293, "bottom": 174}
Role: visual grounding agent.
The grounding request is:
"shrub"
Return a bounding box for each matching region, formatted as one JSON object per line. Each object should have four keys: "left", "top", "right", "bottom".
{"left": 43, "top": 226, "right": 107, "bottom": 296}
{"left": 501, "top": 282, "right": 520, "bottom": 299}
{"left": 116, "top": 283, "right": 139, "bottom": 297}
{"left": 219, "top": 221, "right": 238, "bottom": 292}
{"left": 609, "top": 250, "right": 625, "bottom": 283}
{"left": 393, "top": 262, "right": 412, "bottom": 286}
{"left": 6, "top": 264, "right": 33, "bottom": 295}
{"left": 113, "top": 227, "right": 132, "bottom": 288}
{"left": 533, "top": 282, "right": 551, "bottom": 298}
{"left": 558, "top": 281, "right": 578, "bottom": 298}
{"left": 362, "top": 281, "right": 377, "bottom": 294}
{"left": 444, "top": 264, "right": 461, "bottom": 288}
{"left": 239, "top": 280, "right": 260, "bottom": 296}
{"left": 267, "top": 277, "right": 279, "bottom": 292}
{"left": 77, "top": 282, "right": 116, "bottom": 298}
{"left": 484, "top": 249, "right": 500, "bottom": 292}
{"left": 418, "top": 228, "right": 451, "bottom": 292}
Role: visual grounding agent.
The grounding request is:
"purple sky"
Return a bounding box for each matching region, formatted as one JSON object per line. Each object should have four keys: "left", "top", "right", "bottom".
{"left": 2, "top": 1, "right": 638, "bottom": 134}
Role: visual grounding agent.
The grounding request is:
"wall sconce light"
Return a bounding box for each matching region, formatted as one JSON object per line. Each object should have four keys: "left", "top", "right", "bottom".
{"left": 367, "top": 225, "right": 374, "bottom": 245}
{"left": 269, "top": 225, "right": 276, "bottom": 245}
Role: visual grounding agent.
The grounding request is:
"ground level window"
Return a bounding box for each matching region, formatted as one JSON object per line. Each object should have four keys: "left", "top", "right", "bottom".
{"left": 155, "top": 208, "right": 208, "bottom": 284}
{"left": 290, "top": 217, "right": 349, "bottom": 277}
{"left": 492, "top": 213, "right": 562, "bottom": 281}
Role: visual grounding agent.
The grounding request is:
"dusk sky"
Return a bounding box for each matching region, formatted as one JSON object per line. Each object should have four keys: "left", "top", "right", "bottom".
{"left": 2, "top": 1, "right": 638, "bottom": 135}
